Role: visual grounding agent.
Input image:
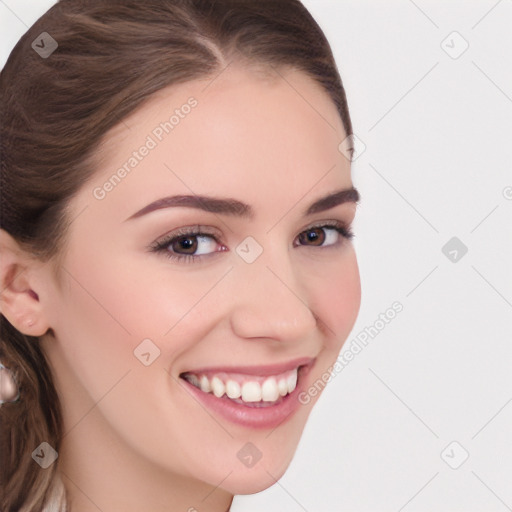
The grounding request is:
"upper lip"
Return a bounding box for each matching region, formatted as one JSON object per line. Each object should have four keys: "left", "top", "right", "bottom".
{"left": 180, "top": 356, "right": 316, "bottom": 377}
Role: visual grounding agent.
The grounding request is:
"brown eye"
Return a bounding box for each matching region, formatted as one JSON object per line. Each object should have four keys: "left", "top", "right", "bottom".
{"left": 150, "top": 230, "right": 222, "bottom": 264}
{"left": 172, "top": 235, "right": 198, "bottom": 254}
{"left": 150, "top": 223, "right": 353, "bottom": 265}
{"left": 298, "top": 227, "right": 326, "bottom": 246}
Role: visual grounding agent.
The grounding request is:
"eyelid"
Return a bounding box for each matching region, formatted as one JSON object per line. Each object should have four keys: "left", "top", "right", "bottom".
{"left": 303, "top": 218, "right": 352, "bottom": 233}
{"left": 147, "top": 225, "right": 221, "bottom": 249}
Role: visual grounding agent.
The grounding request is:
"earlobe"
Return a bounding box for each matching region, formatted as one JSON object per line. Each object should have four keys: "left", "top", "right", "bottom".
{"left": 0, "top": 229, "right": 50, "bottom": 337}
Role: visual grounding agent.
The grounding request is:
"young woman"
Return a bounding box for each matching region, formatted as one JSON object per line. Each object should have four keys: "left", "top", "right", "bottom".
{"left": 0, "top": 1, "right": 361, "bottom": 510}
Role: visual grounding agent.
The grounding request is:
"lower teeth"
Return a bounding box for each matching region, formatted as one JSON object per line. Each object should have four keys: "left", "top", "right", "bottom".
{"left": 222, "top": 394, "right": 285, "bottom": 407}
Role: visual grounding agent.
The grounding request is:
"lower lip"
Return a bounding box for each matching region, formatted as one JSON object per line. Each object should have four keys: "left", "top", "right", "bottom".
{"left": 179, "top": 363, "right": 314, "bottom": 430}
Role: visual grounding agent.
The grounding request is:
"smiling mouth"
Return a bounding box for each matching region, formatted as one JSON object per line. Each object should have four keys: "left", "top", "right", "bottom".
{"left": 179, "top": 364, "right": 309, "bottom": 408}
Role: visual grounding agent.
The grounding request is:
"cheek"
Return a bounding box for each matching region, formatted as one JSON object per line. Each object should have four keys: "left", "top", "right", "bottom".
{"left": 308, "top": 247, "right": 361, "bottom": 351}
{"left": 50, "top": 253, "right": 227, "bottom": 468}
{"left": 53, "top": 245, "right": 231, "bottom": 405}
{"left": 58, "top": 248, "right": 218, "bottom": 351}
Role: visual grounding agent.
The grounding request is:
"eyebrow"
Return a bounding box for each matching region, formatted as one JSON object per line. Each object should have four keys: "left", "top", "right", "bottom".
{"left": 124, "top": 186, "right": 360, "bottom": 222}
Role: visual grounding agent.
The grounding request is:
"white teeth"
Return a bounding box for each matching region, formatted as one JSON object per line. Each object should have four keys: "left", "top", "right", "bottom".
{"left": 183, "top": 366, "right": 300, "bottom": 404}
{"left": 187, "top": 374, "right": 200, "bottom": 388}
{"left": 241, "top": 381, "right": 262, "bottom": 402}
{"left": 277, "top": 378, "right": 288, "bottom": 396}
{"left": 225, "top": 379, "right": 241, "bottom": 399}
{"left": 261, "top": 377, "right": 279, "bottom": 402}
{"left": 200, "top": 375, "right": 211, "bottom": 393}
{"left": 287, "top": 371, "right": 297, "bottom": 393}
{"left": 211, "top": 376, "right": 225, "bottom": 398}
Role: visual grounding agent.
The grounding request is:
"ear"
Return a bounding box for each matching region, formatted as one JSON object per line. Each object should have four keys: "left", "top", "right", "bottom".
{"left": 0, "top": 229, "right": 51, "bottom": 337}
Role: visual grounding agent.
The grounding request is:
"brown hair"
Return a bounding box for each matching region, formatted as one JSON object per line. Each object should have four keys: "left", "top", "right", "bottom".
{"left": 0, "top": 0, "right": 353, "bottom": 509}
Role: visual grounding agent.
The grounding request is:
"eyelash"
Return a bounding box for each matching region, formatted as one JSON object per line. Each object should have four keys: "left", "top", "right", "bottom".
{"left": 148, "top": 221, "right": 355, "bottom": 264}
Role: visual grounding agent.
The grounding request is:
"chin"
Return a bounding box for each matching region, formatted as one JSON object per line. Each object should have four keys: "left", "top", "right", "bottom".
{"left": 221, "top": 464, "right": 290, "bottom": 495}
{"left": 212, "top": 428, "right": 306, "bottom": 496}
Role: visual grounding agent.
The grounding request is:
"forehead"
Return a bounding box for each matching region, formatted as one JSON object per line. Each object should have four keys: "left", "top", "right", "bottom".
{"left": 72, "top": 64, "right": 352, "bottom": 225}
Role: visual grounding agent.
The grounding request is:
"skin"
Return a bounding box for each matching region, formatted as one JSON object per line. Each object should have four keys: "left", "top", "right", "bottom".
{"left": 0, "top": 64, "right": 360, "bottom": 511}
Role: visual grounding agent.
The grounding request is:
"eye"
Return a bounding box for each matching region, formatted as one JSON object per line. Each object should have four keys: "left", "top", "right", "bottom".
{"left": 295, "top": 221, "right": 354, "bottom": 248}
{"left": 148, "top": 226, "right": 224, "bottom": 264}
{"left": 149, "top": 221, "right": 354, "bottom": 264}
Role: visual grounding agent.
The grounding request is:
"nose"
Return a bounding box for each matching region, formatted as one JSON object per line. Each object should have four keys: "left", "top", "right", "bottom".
{"left": 228, "top": 246, "right": 318, "bottom": 343}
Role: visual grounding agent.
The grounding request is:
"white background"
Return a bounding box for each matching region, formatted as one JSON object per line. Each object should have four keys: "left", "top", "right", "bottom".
{"left": 1, "top": 1, "right": 511, "bottom": 511}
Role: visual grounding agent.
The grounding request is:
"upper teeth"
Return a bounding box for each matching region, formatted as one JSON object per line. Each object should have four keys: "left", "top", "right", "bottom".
{"left": 183, "top": 367, "right": 298, "bottom": 403}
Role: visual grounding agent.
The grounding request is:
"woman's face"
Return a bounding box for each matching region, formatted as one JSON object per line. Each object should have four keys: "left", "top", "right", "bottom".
{"left": 39, "top": 64, "right": 360, "bottom": 498}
